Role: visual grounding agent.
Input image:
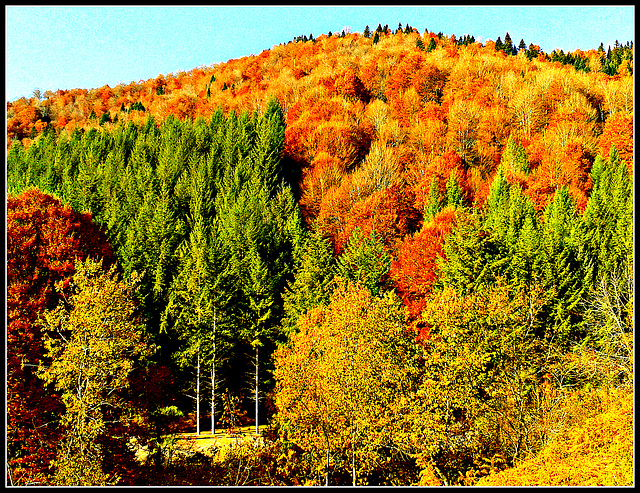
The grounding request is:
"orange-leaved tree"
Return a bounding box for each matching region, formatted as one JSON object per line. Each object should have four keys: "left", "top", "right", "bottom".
{"left": 390, "top": 206, "right": 457, "bottom": 333}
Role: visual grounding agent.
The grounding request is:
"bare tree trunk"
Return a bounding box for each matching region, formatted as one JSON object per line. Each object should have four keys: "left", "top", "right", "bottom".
{"left": 211, "top": 308, "right": 216, "bottom": 435}
{"left": 196, "top": 348, "right": 200, "bottom": 436}
{"left": 255, "top": 345, "right": 259, "bottom": 435}
{"left": 326, "top": 435, "right": 330, "bottom": 486}
{"left": 351, "top": 340, "right": 357, "bottom": 486}
{"left": 352, "top": 445, "right": 356, "bottom": 487}
{"left": 211, "top": 364, "right": 216, "bottom": 435}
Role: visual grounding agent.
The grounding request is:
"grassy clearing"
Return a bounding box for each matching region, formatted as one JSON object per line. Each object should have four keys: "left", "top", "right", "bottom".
{"left": 132, "top": 425, "right": 269, "bottom": 464}
{"left": 174, "top": 425, "right": 268, "bottom": 449}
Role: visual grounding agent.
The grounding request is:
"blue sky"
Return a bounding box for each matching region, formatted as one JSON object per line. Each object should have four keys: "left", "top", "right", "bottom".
{"left": 5, "top": 5, "right": 635, "bottom": 102}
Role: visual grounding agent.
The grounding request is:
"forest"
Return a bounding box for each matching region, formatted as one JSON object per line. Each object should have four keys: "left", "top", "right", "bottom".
{"left": 6, "top": 24, "right": 633, "bottom": 486}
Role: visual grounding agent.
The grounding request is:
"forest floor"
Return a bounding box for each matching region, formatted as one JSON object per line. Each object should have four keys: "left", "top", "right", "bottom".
{"left": 132, "top": 425, "right": 268, "bottom": 464}
{"left": 173, "top": 425, "right": 267, "bottom": 450}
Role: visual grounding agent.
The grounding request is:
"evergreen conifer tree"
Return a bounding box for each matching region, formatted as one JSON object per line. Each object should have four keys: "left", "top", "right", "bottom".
{"left": 282, "top": 226, "right": 336, "bottom": 334}
{"left": 335, "top": 228, "right": 390, "bottom": 297}
{"left": 518, "top": 38, "right": 527, "bottom": 53}
{"left": 445, "top": 174, "right": 464, "bottom": 207}
{"left": 424, "top": 174, "right": 444, "bottom": 221}
{"left": 503, "top": 32, "right": 514, "bottom": 55}
{"left": 578, "top": 147, "right": 633, "bottom": 285}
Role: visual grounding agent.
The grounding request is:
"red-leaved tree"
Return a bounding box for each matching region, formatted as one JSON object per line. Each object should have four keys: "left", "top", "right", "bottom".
{"left": 390, "top": 206, "right": 457, "bottom": 337}
{"left": 6, "top": 188, "right": 115, "bottom": 485}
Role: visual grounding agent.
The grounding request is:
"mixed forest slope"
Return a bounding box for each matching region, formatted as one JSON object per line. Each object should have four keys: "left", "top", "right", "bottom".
{"left": 6, "top": 24, "right": 633, "bottom": 486}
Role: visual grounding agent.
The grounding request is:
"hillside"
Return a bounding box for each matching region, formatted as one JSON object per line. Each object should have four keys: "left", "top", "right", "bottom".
{"left": 7, "top": 27, "right": 633, "bottom": 219}
{"left": 6, "top": 25, "right": 634, "bottom": 486}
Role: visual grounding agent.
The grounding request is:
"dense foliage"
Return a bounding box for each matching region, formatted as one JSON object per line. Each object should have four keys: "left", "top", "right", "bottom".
{"left": 6, "top": 25, "right": 633, "bottom": 486}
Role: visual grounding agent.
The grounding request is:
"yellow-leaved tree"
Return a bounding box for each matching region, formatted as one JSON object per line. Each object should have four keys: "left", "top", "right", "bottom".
{"left": 410, "top": 280, "right": 561, "bottom": 485}
{"left": 273, "top": 280, "right": 422, "bottom": 486}
{"left": 39, "top": 258, "right": 153, "bottom": 486}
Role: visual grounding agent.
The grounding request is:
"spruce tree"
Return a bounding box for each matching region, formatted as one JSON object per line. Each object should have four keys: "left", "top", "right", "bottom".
{"left": 445, "top": 174, "right": 464, "bottom": 207}
{"left": 503, "top": 32, "right": 514, "bottom": 55}
{"left": 501, "top": 135, "right": 530, "bottom": 174}
{"left": 424, "top": 174, "right": 444, "bottom": 221}
{"left": 282, "top": 226, "right": 336, "bottom": 334}
{"left": 537, "top": 185, "right": 586, "bottom": 343}
{"left": 518, "top": 38, "right": 527, "bottom": 53}
{"left": 335, "top": 228, "right": 390, "bottom": 297}
{"left": 578, "top": 147, "right": 633, "bottom": 286}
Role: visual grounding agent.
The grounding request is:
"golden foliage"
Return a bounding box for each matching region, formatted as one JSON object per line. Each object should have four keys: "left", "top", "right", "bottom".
{"left": 476, "top": 387, "right": 633, "bottom": 486}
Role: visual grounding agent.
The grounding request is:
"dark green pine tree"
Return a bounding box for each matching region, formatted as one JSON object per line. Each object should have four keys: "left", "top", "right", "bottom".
{"left": 162, "top": 186, "right": 233, "bottom": 436}
{"left": 439, "top": 210, "right": 506, "bottom": 295}
{"left": 335, "top": 228, "right": 391, "bottom": 297}
{"left": 214, "top": 105, "right": 302, "bottom": 434}
{"left": 427, "top": 37, "right": 437, "bottom": 52}
{"left": 501, "top": 180, "right": 538, "bottom": 255}
{"left": 518, "top": 38, "right": 527, "bottom": 53}
{"left": 249, "top": 96, "right": 286, "bottom": 196}
{"left": 424, "top": 175, "right": 444, "bottom": 221}
{"left": 218, "top": 178, "right": 279, "bottom": 434}
{"left": 445, "top": 174, "right": 464, "bottom": 208}
{"left": 416, "top": 38, "right": 425, "bottom": 51}
{"left": 577, "top": 146, "right": 633, "bottom": 286}
{"left": 149, "top": 183, "right": 184, "bottom": 313}
{"left": 6, "top": 140, "right": 27, "bottom": 194}
{"left": 372, "top": 32, "right": 380, "bottom": 44}
{"left": 282, "top": 225, "right": 336, "bottom": 334}
{"left": 470, "top": 167, "right": 539, "bottom": 288}
{"left": 503, "top": 32, "right": 514, "bottom": 55}
{"left": 483, "top": 166, "right": 511, "bottom": 234}
{"left": 526, "top": 43, "right": 540, "bottom": 60}
{"left": 363, "top": 25, "right": 371, "bottom": 38}
{"left": 501, "top": 134, "right": 530, "bottom": 174}
{"left": 509, "top": 212, "right": 540, "bottom": 291}
{"left": 494, "top": 36, "right": 504, "bottom": 53}
{"left": 537, "top": 185, "right": 586, "bottom": 344}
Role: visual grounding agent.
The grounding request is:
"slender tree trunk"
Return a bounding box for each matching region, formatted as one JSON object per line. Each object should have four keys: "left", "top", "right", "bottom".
{"left": 196, "top": 348, "right": 200, "bottom": 436}
{"left": 255, "top": 345, "right": 259, "bottom": 435}
{"left": 211, "top": 364, "right": 216, "bottom": 435}
{"left": 352, "top": 446, "right": 356, "bottom": 487}
{"left": 326, "top": 434, "right": 330, "bottom": 486}
{"left": 211, "top": 308, "right": 216, "bottom": 435}
{"left": 350, "top": 340, "right": 357, "bottom": 486}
